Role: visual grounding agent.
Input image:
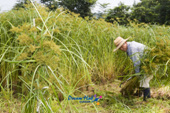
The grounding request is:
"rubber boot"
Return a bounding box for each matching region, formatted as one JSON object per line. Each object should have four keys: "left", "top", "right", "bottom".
{"left": 147, "top": 88, "right": 151, "bottom": 98}
{"left": 143, "top": 88, "right": 150, "bottom": 101}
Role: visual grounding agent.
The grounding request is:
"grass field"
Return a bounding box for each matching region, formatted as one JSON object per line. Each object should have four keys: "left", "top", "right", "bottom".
{"left": 0, "top": 2, "right": 169, "bottom": 113}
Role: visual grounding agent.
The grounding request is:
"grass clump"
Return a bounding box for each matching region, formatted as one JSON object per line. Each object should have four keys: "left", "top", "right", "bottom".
{"left": 141, "top": 37, "right": 170, "bottom": 82}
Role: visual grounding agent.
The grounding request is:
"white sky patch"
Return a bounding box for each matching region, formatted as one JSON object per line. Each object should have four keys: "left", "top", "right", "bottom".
{"left": 92, "top": 0, "right": 141, "bottom": 13}
{"left": 0, "top": 0, "right": 18, "bottom": 12}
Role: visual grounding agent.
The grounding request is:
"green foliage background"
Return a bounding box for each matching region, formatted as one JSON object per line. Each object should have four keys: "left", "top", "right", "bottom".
{"left": 106, "top": 0, "right": 170, "bottom": 25}
{"left": 15, "top": 0, "right": 170, "bottom": 25}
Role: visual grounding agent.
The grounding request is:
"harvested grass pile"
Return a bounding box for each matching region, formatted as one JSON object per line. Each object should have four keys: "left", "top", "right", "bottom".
{"left": 120, "top": 76, "right": 140, "bottom": 97}
{"left": 152, "top": 86, "right": 170, "bottom": 100}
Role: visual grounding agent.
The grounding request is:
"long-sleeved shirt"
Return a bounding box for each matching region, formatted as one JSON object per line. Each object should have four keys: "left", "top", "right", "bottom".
{"left": 126, "top": 41, "right": 147, "bottom": 74}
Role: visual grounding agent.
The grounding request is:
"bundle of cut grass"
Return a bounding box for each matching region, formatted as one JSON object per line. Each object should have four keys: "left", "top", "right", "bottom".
{"left": 120, "top": 76, "right": 140, "bottom": 97}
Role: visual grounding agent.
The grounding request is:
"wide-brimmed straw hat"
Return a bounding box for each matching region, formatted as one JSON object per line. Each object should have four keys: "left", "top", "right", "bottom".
{"left": 113, "top": 37, "right": 130, "bottom": 52}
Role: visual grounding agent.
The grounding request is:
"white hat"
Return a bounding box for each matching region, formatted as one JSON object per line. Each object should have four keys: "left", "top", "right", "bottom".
{"left": 113, "top": 37, "right": 130, "bottom": 52}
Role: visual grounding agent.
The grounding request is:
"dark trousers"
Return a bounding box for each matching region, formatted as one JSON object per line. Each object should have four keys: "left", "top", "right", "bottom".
{"left": 139, "top": 87, "right": 151, "bottom": 101}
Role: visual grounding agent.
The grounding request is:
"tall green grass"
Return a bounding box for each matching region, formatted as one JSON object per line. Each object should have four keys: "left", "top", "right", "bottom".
{"left": 0, "top": 2, "right": 169, "bottom": 112}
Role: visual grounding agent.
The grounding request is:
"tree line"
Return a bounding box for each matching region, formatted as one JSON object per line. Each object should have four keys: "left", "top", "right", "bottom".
{"left": 14, "top": 0, "right": 170, "bottom": 25}
{"left": 106, "top": 0, "right": 170, "bottom": 25}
